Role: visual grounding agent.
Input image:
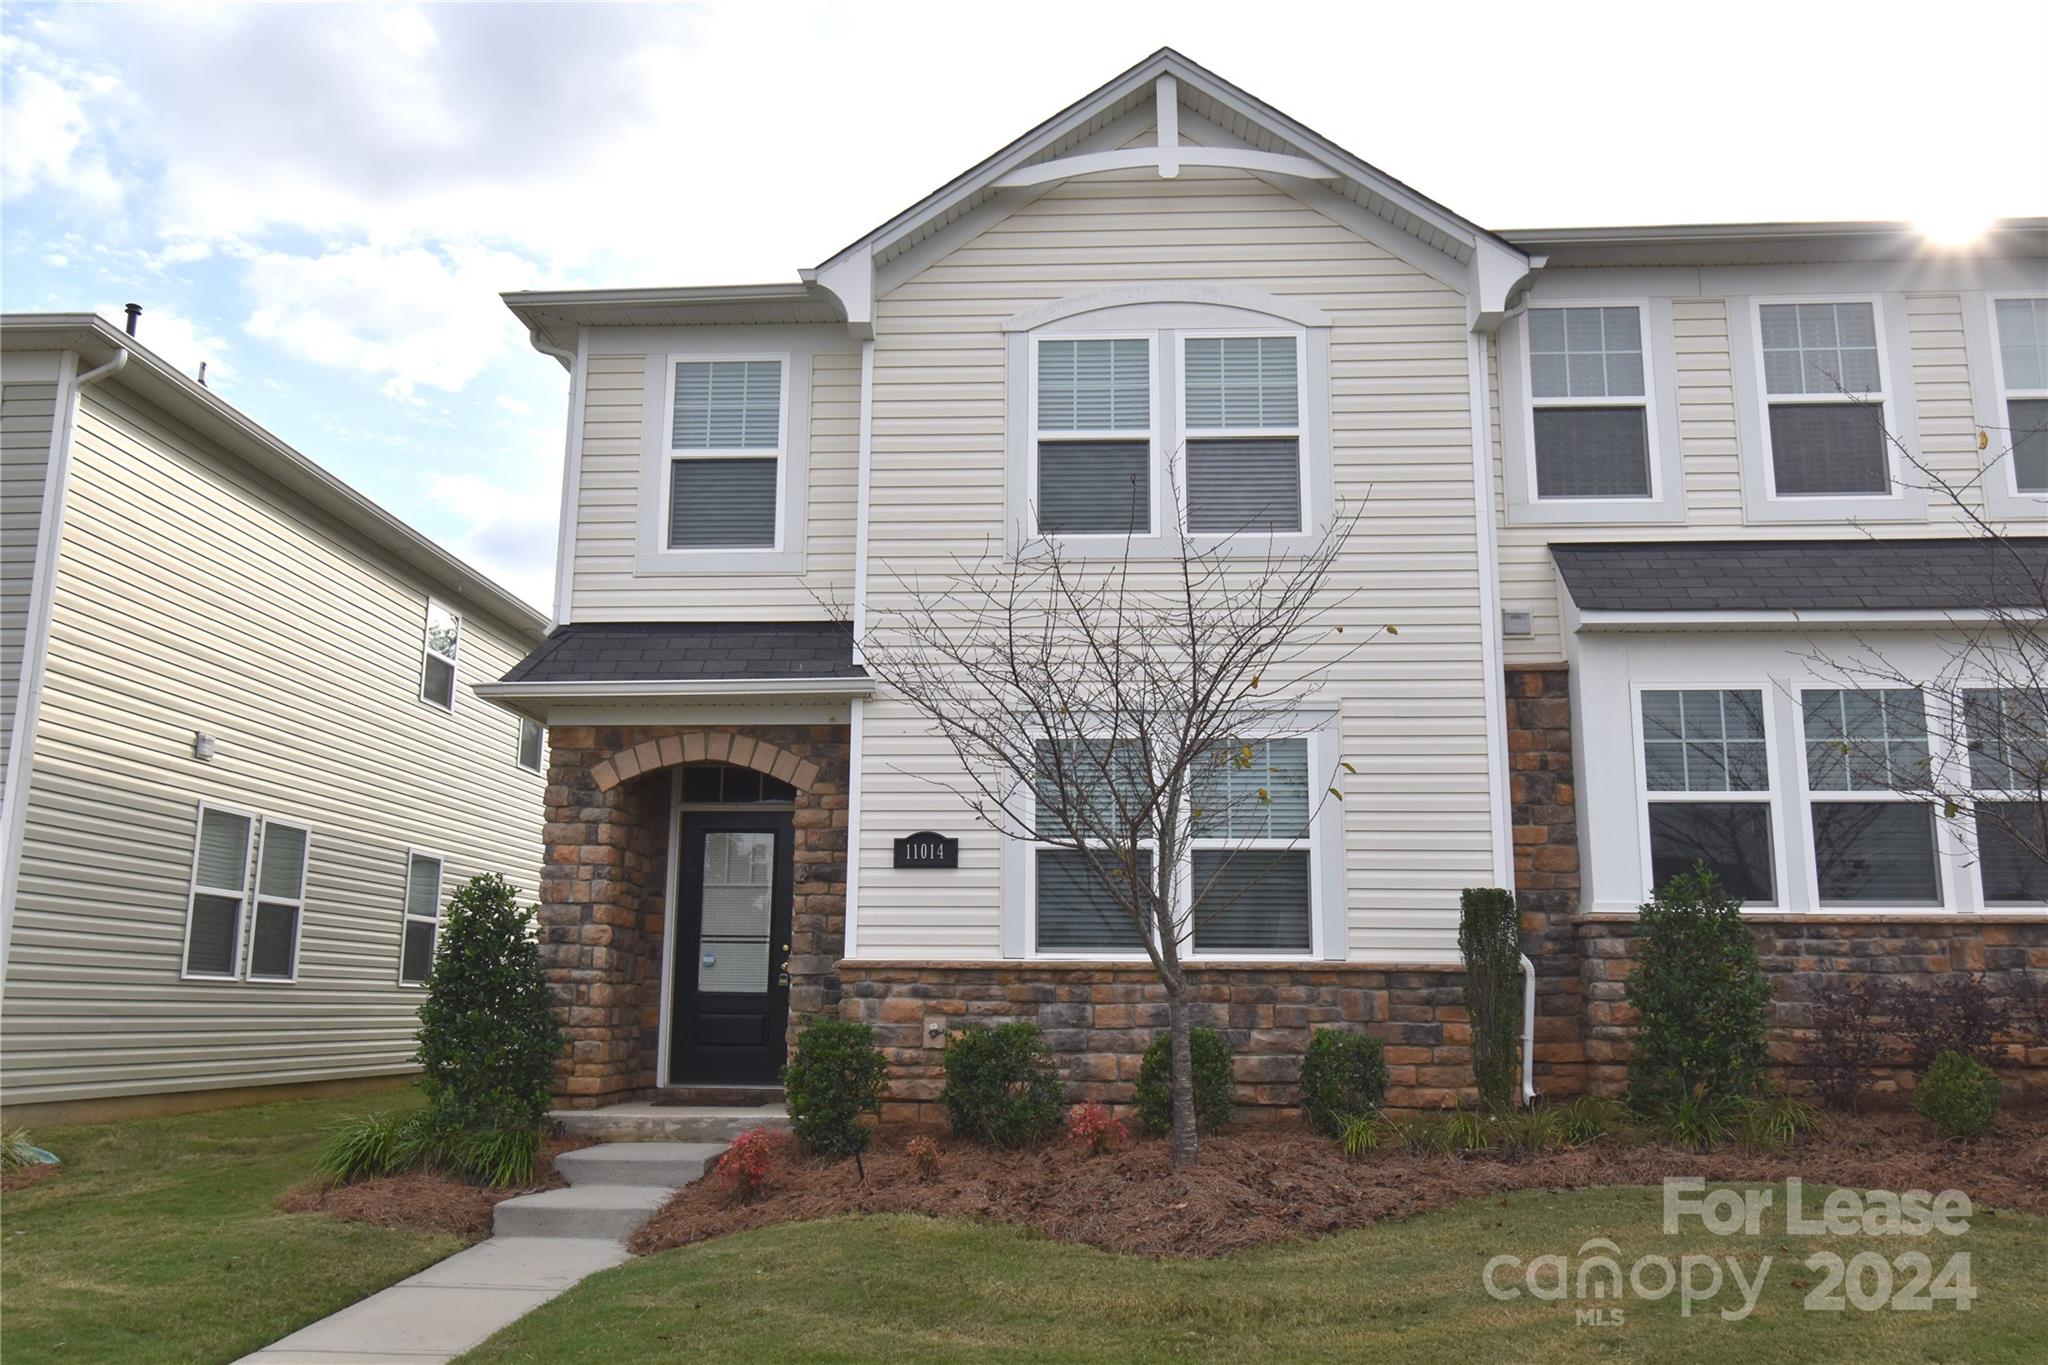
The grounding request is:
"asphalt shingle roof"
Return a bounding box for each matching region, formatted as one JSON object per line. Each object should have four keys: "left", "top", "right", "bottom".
{"left": 501, "top": 621, "right": 863, "bottom": 684}
{"left": 1552, "top": 538, "right": 2048, "bottom": 614}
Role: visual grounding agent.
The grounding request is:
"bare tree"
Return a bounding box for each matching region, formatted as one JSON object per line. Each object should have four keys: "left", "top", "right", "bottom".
{"left": 848, "top": 482, "right": 1375, "bottom": 1167}
{"left": 1796, "top": 390, "right": 2046, "bottom": 893}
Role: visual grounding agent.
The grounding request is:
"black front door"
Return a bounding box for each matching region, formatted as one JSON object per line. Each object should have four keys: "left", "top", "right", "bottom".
{"left": 669, "top": 811, "right": 794, "bottom": 1086}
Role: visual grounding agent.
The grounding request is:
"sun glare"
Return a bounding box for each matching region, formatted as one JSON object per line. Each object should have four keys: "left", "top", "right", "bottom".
{"left": 1915, "top": 212, "right": 1996, "bottom": 247}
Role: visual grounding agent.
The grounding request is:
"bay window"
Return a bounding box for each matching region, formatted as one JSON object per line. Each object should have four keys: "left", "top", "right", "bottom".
{"left": 1965, "top": 687, "right": 2048, "bottom": 906}
{"left": 1800, "top": 689, "right": 1940, "bottom": 907}
{"left": 1638, "top": 688, "right": 1776, "bottom": 905}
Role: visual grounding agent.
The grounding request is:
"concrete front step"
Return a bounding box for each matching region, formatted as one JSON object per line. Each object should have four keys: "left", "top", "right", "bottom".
{"left": 491, "top": 1183, "right": 675, "bottom": 1241}
{"left": 551, "top": 1101, "right": 791, "bottom": 1143}
{"left": 555, "top": 1141, "right": 725, "bottom": 1189}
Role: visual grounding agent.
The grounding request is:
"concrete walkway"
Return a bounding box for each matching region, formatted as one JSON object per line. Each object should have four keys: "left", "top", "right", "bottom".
{"left": 238, "top": 1141, "right": 724, "bottom": 1365}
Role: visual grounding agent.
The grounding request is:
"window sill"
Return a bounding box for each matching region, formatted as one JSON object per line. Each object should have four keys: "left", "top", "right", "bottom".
{"left": 634, "top": 546, "right": 808, "bottom": 576}
{"left": 1580, "top": 907, "right": 2048, "bottom": 923}
{"left": 1504, "top": 495, "right": 1686, "bottom": 528}
{"left": 1740, "top": 489, "right": 1929, "bottom": 525}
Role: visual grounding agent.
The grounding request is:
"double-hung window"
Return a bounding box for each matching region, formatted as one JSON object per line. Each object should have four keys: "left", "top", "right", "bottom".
{"left": 1638, "top": 689, "right": 1776, "bottom": 904}
{"left": 667, "top": 358, "right": 785, "bottom": 550}
{"left": 248, "top": 819, "right": 310, "bottom": 980}
{"left": 399, "top": 852, "right": 444, "bottom": 986}
{"left": 1756, "top": 300, "right": 1892, "bottom": 497}
{"left": 1189, "top": 738, "right": 1312, "bottom": 953}
{"left": 1030, "top": 738, "right": 1152, "bottom": 953}
{"left": 184, "top": 804, "right": 254, "bottom": 978}
{"left": 420, "top": 599, "right": 460, "bottom": 710}
{"left": 1032, "top": 338, "right": 1154, "bottom": 536}
{"left": 1964, "top": 688, "right": 2048, "bottom": 905}
{"left": 1181, "top": 335, "right": 1304, "bottom": 532}
{"left": 1991, "top": 298, "right": 2048, "bottom": 495}
{"left": 1526, "top": 306, "right": 1654, "bottom": 499}
{"left": 1800, "top": 689, "right": 1940, "bottom": 907}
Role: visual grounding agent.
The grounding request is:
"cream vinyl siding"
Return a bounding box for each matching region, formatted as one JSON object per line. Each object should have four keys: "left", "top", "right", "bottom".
{"left": 1, "top": 381, "right": 56, "bottom": 786}
{"left": 856, "top": 164, "right": 1494, "bottom": 964}
{"left": 0, "top": 384, "right": 545, "bottom": 1107}
{"left": 568, "top": 348, "right": 859, "bottom": 620}
{"left": 1495, "top": 290, "right": 2019, "bottom": 664}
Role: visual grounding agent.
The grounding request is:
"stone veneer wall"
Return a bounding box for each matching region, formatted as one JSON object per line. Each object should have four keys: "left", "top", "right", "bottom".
{"left": 1509, "top": 663, "right": 2048, "bottom": 1104}
{"left": 837, "top": 960, "right": 1479, "bottom": 1120}
{"left": 542, "top": 724, "right": 850, "bottom": 1108}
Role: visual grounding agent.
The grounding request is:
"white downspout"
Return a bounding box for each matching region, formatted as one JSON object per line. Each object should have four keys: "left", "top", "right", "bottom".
{"left": 0, "top": 345, "right": 128, "bottom": 987}
{"left": 843, "top": 338, "right": 875, "bottom": 958}
{"left": 1466, "top": 325, "right": 1537, "bottom": 1107}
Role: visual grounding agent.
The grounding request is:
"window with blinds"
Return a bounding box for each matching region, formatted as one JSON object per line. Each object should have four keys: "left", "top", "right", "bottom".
{"left": 1758, "top": 301, "right": 1891, "bottom": 496}
{"left": 400, "top": 852, "right": 444, "bottom": 986}
{"left": 1526, "top": 306, "right": 1652, "bottom": 499}
{"left": 1190, "top": 738, "right": 1312, "bottom": 953}
{"left": 1993, "top": 298, "right": 2048, "bottom": 494}
{"left": 1963, "top": 687, "right": 2048, "bottom": 907}
{"left": 668, "top": 358, "right": 785, "bottom": 549}
{"left": 1639, "top": 689, "right": 1777, "bottom": 905}
{"left": 1034, "top": 337, "right": 1152, "bottom": 535}
{"left": 248, "top": 821, "right": 310, "bottom": 981}
{"left": 184, "top": 805, "right": 253, "bottom": 978}
{"left": 1183, "top": 336, "right": 1302, "bottom": 532}
{"left": 1800, "top": 689, "right": 1939, "bottom": 907}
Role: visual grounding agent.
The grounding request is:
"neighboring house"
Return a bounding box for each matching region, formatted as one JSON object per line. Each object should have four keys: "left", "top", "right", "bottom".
{"left": 487, "top": 49, "right": 2047, "bottom": 1114}
{"left": 0, "top": 313, "right": 550, "bottom": 1123}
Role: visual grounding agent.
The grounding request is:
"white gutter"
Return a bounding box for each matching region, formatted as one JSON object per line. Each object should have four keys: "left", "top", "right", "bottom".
{"left": 1572, "top": 607, "right": 2039, "bottom": 631}
{"left": 1465, "top": 326, "right": 1537, "bottom": 1107}
{"left": 0, "top": 345, "right": 128, "bottom": 986}
{"left": 475, "top": 676, "right": 876, "bottom": 707}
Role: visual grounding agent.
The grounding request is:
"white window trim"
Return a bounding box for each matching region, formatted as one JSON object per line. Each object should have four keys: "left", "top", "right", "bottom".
{"left": 1170, "top": 328, "right": 1311, "bottom": 538}
{"left": 398, "top": 849, "right": 445, "bottom": 988}
{"left": 1499, "top": 299, "right": 1684, "bottom": 526}
{"left": 1002, "top": 292, "right": 1334, "bottom": 560}
{"left": 1629, "top": 683, "right": 1789, "bottom": 909}
{"left": 180, "top": 800, "right": 256, "bottom": 982}
{"left": 420, "top": 598, "right": 460, "bottom": 712}
{"left": 1730, "top": 293, "right": 1928, "bottom": 523}
{"left": 517, "top": 715, "right": 545, "bottom": 774}
{"left": 1009, "top": 714, "right": 1342, "bottom": 962}
{"left": 1026, "top": 331, "right": 1162, "bottom": 543}
{"left": 1965, "top": 292, "right": 2048, "bottom": 515}
{"left": 246, "top": 817, "right": 311, "bottom": 983}
{"left": 660, "top": 352, "right": 790, "bottom": 557}
{"left": 1960, "top": 686, "right": 2048, "bottom": 909}
{"left": 1790, "top": 687, "right": 1956, "bottom": 914}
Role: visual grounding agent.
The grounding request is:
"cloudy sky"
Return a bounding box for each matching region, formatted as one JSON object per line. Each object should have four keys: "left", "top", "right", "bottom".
{"left": 3, "top": 1, "right": 2040, "bottom": 611}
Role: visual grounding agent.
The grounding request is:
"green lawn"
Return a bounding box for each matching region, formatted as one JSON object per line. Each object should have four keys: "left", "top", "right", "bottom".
{"left": 466, "top": 1192, "right": 2048, "bottom": 1364}
{"left": 1, "top": 1088, "right": 462, "bottom": 1364}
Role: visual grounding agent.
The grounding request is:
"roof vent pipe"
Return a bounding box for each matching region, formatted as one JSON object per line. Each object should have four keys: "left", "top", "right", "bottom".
{"left": 124, "top": 303, "right": 141, "bottom": 336}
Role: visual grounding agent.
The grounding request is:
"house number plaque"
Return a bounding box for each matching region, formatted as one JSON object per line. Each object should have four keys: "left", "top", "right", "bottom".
{"left": 893, "top": 832, "right": 959, "bottom": 869}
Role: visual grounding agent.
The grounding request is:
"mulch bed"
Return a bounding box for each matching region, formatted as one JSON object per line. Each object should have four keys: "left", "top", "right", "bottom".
{"left": 277, "top": 1135, "right": 598, "bottom": 1241}
{"left": 632, "top": 1111, "right": 2048, "bottom": 1260}
{"left": 1, "top": 1164, "right": 62, "bottom": 1194}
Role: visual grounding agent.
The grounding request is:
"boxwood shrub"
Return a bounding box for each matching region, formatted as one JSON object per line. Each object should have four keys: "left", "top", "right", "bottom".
{"left": 1298, "top": 1028, "right": 1389, "bottom": 1136}
{"left": 1136, "top": 1026, "right": 1235, "bottom": 1134}
{"left": 782, "top": 1018, "right": 887, "bottom": 1158}
{"left": 1914, "top": 1050, "right": 2002, "bottom": 1139}
{"left": 939, "top": 1022, "right": 1064, "bottom": 1147}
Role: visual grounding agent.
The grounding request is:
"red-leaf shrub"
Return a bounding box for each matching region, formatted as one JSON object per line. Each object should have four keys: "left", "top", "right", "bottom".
{"left": 716, "top": 1125, "right": 793, "bottom": 1200}
{"left": 1067, "top": 1102, "right": 1128, "bottom": 1156}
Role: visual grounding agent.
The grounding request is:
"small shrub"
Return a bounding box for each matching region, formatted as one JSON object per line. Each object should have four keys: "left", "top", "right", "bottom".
{"left": 1066, "top": 1102, "right": 1128, "bottom": 1156}
{"left": 1658, "top": 1089, "right": 1737, "bottom": 1152}
{"left": 1808, "top": 977, "right": 1893, "bottom": 1113}
{"left": 717, "top": 1125, "right": 793, "bottom": 1199}
{"left": 1733, "top": 1096, "right": 1823, "bottom": 1153}
{"left": 415, "top": 874, "right": 564, "bottom": 1136}
{"left": 904, "top": 1135, "right": 943, "bottom": 1178}
{"left": 1623, "top": 867, "right": 1773, "bottom": 1115}
{"left": 1457, "top": 886, "right": 1523, "bottom": 1113}
{"left": 1552, "top": 1095, "right": 1625, "bottom": 1147}
{"left": 1894, "top": 975, "right": 2011, "bottom": 1070}
{"left": 1135, "top": 1027, "right": 1235, "bottom": 1135}
{"left": 939, "top": 1023, "right": 1065, "bottom": 1148}
{"left": 1915, "top": 1051, "right": 2002, "bottom": 1139}
{"left": 782, "top": 1019, "right": 888, "bottom": 1159}
{"left": 1297, "top": 1029, "right": 1389, "bottom": 1137}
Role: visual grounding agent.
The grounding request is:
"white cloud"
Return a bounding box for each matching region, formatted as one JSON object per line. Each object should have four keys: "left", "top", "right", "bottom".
{"left": 0, "top": 41, "right": 122, "bottom": 207}
{"left": 495, "top": 394, "right": 532, "bottom": 416}
{"left": 242, "top": 242, "right": 540, "bottom": 397}
{"left": 424, "top": 469, "right": 557, "bottom": 611}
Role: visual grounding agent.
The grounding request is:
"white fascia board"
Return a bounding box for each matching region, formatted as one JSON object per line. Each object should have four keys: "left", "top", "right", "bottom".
{"left": 1573, "top": 607, "right": 2041, "bottom": 632}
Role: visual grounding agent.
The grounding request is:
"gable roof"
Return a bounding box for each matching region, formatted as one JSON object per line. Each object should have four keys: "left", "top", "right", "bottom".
{"left": 0, "top": 312, "right": 549, "bottom": 640}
